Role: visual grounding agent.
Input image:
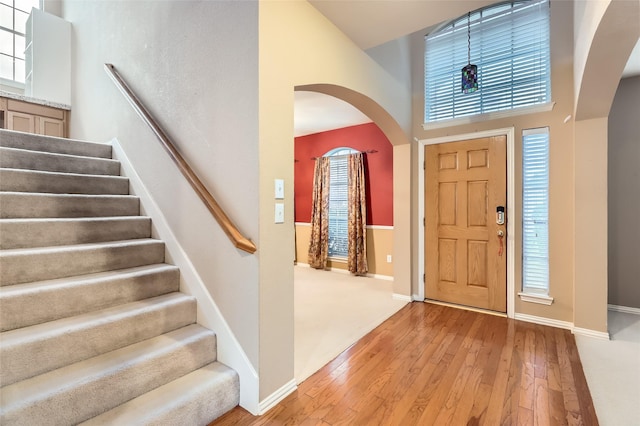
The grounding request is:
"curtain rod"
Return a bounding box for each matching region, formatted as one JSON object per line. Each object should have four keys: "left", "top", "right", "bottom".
{"left": 309, "top": 149, "right": 378, "bottom": 161}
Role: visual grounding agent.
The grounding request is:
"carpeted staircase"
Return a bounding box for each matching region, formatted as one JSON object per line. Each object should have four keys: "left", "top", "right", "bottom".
{"left": 0, "top": 129, "right": 239, "bottom": 425}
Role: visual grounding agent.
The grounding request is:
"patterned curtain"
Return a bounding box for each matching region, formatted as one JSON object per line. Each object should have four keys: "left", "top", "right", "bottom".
{"left": 308, "top": 157, "right": 331, "bottom": 269}
{"left": 348, "top": 153, "right": 368, "bottom": 275}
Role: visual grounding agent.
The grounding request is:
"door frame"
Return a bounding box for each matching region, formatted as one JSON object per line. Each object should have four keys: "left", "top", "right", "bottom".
{"left": 417, "top": 127, "right": 515, "bottom": 319}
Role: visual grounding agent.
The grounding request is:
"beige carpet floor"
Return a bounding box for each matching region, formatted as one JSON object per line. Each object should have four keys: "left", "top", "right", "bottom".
{"left": 294, "top": 265, "right": 408, "bottom": 383}
{"left": 575, "top": 309, "right": 640, "bottom": 425}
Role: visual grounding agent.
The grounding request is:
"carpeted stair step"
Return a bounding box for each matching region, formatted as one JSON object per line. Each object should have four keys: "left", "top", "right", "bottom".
{"left": 0, "top": 168, "right": 129, "bottom": 195}
{"left": 80, "top": 362, "right": 239, "bottom": 426}
{"left": 0, "top": 324, "right": 217, "bottom": 426}
{"left": 0, "top": 146, "right": 121, "bottom": 176}
{"left": 0, "top": 216, "right": 151, "bottom": 249}
{"left": 0, "top": 128, "right": 112, "bottom": 158}
{"left": 0, "top": 264, "right": 180, "bottom": 331}
{"left": 0, "top": 192, "right": 139, "bottom": 218}
{"left": 0, "top": 239, "right": 165, "bottom": 286}
{"left": 1, "top": 292, "right": 196, "bottom": 386}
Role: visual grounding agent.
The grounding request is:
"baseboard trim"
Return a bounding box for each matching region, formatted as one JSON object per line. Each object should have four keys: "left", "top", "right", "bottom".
{"left": 259, "top": 379, "right": 297, "bottom": 415}
{"left": 112, "top": 139, "right": 260, "bottom": 414}
{"left": 392, "top": 293, "right": 412, "bottom": 302}
{"left": 608, "top": 304, "right": 640, "bottom": 315}
{"left": 513, "top": 313, "right": 573, "bottom": 331}
{"left": 573, "top": 327, "right": 610, "bottom": 340}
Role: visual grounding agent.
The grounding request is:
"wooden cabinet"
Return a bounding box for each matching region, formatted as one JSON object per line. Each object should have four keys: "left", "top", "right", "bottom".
{"left": 1, "top": 96, "right": 68, "bottom": 138}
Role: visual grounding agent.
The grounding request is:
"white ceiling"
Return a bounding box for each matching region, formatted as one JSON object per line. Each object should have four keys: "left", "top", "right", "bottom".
{"left": 294, "top": 1, "right": 640, "bottom": 137}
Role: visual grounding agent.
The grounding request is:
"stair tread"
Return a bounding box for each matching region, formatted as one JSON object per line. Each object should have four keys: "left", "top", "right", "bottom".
{"left": 0, "top": 191, "right": 138, "bottom": 199}
{"left": 80, "top": 362, "right": 239, "bottom": 426}
{"left": 0, "top": 215, "right": 151, "bottom": 224}
{"left": 1, "top": 293, "right": 196, "bottom": 386}
{"left": 1, "top": 292, "right": 194, "bottom": 346}
{"left": 0, "top": 146, "right": 120, "bottom": 165}
{"left": 0, "top": 324, "right": 215, "bottom": 407}
{"left": 0, "top": 263, "right": 176, "bottom": 296}
{"left": 0, "top": 238, "right": 162, "bottom": 257}
{"left": 0, "top": 129, "right": 112, "bottom": 158}
{"left": 0, "top": 167, "right": 129, "bottom": 181}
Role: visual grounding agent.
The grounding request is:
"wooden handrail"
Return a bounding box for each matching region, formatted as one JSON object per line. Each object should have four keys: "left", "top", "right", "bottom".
{"left": 104, "top": 63, "right": 256, "bottom": 254}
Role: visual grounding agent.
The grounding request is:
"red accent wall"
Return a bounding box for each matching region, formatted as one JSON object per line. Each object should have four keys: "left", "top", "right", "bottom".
{"left": 294, "top": 122, "right": 393, "bottom": 226}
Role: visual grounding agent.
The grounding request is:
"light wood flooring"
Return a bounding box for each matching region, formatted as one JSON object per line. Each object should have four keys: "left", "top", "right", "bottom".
{"left": 212, "top": 302, "right": 598, "bottom": 425}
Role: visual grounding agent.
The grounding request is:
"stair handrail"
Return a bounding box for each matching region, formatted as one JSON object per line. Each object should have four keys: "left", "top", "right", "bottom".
{"left": 104, "top": 63, "right": 256, "bottom": 254}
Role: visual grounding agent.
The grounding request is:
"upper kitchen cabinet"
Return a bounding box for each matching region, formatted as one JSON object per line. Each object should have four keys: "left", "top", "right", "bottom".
{"left": 24, "top": 8, "right": 71, "bottom": 106}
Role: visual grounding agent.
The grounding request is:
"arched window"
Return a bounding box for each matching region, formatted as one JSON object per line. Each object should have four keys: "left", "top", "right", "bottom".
{"left": 325, "top": 147, "right": 358, "bottom": 258}
{"left": 424, "top": 0, "right": 551, "bottom": 123}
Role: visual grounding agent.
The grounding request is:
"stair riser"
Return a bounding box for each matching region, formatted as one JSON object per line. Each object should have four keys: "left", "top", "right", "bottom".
{"left": 0, "top": 129, "right": 112, "bottom": 158}
{"left": 0, "top": 326, "right": 217, "bottom": 426}
{"left": 1, "top": 294, "right": 197, "bottom": 386}
{"left": 0, "top": 266, "right": 180, "bottom": 331}
{"left": 0, "top": 147, "right": 121, "bottom": 176}
{"left": 0, "top": 169, "right": 129, "bottom": 195}
{"left": 0, "top": 217, "right": 151, "bottom": 249}
{"left": 80, "top": 363, "right": 240, "bottom": 426}
{"left": 0, "top": 193, "right": 139, "bottom": 218}
{"left": 0, "top": 241, "right": 165, "bottom": 286}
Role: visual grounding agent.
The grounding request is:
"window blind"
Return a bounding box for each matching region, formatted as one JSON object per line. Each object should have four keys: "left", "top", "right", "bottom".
{"left": 325, "top": 147, "right": 357, "bottom": 258}
{"left": 522, "top": 128, "right": 549, "bottom": 294}
{"left": 425, "top": 0, "right": 550, "bottom": 123}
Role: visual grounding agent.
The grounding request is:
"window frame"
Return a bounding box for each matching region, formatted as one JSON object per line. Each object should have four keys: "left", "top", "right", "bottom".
{"left": 519, "top": 127, "right": 553, "bottom": 305}
{"left": 0, "top": 0, "right": 41, "bottom": 87}
{"left": 324, "top": 147, "right": 358, "bottom": 259}
{"left": 423, "top": 0, "right": 552, "bottom": 128}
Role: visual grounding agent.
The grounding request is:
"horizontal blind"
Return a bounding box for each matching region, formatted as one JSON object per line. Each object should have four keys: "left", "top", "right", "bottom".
{"left": 425, "top": 0, "right": 550, "bottom": 123}
{"left": 325, "top": 148, "right": 357, "bottom": 258}
{"left": 522, "top": 128, "right": 549, "bottom": 293}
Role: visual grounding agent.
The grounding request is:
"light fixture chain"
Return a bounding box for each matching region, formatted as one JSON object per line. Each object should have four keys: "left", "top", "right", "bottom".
{"left": 467, "top": 12, "right": 471, "bottom": 65}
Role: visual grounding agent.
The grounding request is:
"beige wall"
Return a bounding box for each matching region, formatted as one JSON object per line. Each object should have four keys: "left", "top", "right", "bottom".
{"left": 61, "top": 0, "right": 261, "bottom": 380}
{"left": 572, "top": 0, "right": 639, "bottom": 333}
{"left": 259, "top": 0, "right": 411, "bottom": 399}
{"left": 608, "top": 76, "right": 640, "bottom": 309}
{"left": 295, "top": 224, "right": 394, "bottom": 277}
{"left": 409, "top": 1, "right": 576, "bottom": 322}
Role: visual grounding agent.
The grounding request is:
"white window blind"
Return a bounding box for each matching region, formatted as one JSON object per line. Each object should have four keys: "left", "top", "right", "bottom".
{"left": 326, "top": 147, "right": 357, "bottom": 258}
{"left": 424, "top": 0, "right": 550, "bottom": 123}
{"left": 522, "top": 128, "right": 549, "bottom": 294}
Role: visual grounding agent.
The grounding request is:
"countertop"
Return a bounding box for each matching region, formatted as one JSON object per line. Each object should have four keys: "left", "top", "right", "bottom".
{"left": 0, "top": 90, "right": 71, "bottom": 111}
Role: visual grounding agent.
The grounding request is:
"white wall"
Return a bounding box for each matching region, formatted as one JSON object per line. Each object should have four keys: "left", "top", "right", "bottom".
{"left": 61, "top": 0, "right": 260, "bottom": 369}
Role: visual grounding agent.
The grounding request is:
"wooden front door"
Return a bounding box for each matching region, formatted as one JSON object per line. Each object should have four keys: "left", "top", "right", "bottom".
{"left": 425, "top": 136, "right": 507, "bottom": 312}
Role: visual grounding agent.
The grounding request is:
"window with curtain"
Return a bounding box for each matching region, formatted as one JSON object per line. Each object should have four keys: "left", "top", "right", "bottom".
{"left": 0, "top": 0, "right": 40, "bottom": 85}
{"left": 325, "top": 147, "right": 357, "bottom": 258}
{"left": 522, "top": 127, "right": 549, "bottom": 294}
{"left": 424, "top": 0, "right": 551, "bottom": 123}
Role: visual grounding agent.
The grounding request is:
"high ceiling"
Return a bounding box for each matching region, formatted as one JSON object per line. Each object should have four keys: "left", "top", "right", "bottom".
{"left": 294, "top": 1, "right": 640, "bottom": 137}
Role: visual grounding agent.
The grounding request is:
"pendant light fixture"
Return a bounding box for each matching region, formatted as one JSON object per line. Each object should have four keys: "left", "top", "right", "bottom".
{"left": 461, "top": 11, "right": 478, "bottom": 93}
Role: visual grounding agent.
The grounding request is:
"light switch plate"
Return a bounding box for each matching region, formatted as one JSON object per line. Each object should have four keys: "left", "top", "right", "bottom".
{"left": 275, "top": 203, "right": 285, "bottom": 223}
{"left": 275, "top": 179, "right": 284, "bottom": 199}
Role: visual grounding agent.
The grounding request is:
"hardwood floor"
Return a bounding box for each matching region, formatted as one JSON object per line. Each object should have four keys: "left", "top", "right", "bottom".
{"left": 211, "top": 302, "right": 598, "bottom": 426}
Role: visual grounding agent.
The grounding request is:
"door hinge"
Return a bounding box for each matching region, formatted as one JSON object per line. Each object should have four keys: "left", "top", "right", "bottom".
{"left": 423, "top": 161, "right": 426, "bottom": 170}
{"left": 423, "top": 274, "right": 425, "bottom": 283}
{"left": 423, "top": 217, "right": 425, "bottom": 226}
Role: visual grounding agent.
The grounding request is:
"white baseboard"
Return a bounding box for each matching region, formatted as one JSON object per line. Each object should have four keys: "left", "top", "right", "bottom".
{"left": 259, "top": 379, "right": 297, "bottom": 415}
{"left": 514, "top": 312, "right": 611, "bottom": 340}
{"left": 513, "top": 313, "right": 573, "bottom": 331}
{"left": 608, "top": 304, "right": 640, "bottom": 315}
{"left": 111, "top": 139, "right": 260, "bottom": 414}
{"left": 573, "top": 327, "right": 610, "bottom": 340}
{"left": 392, "top": 293, "right": 412, "bottom": 302}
